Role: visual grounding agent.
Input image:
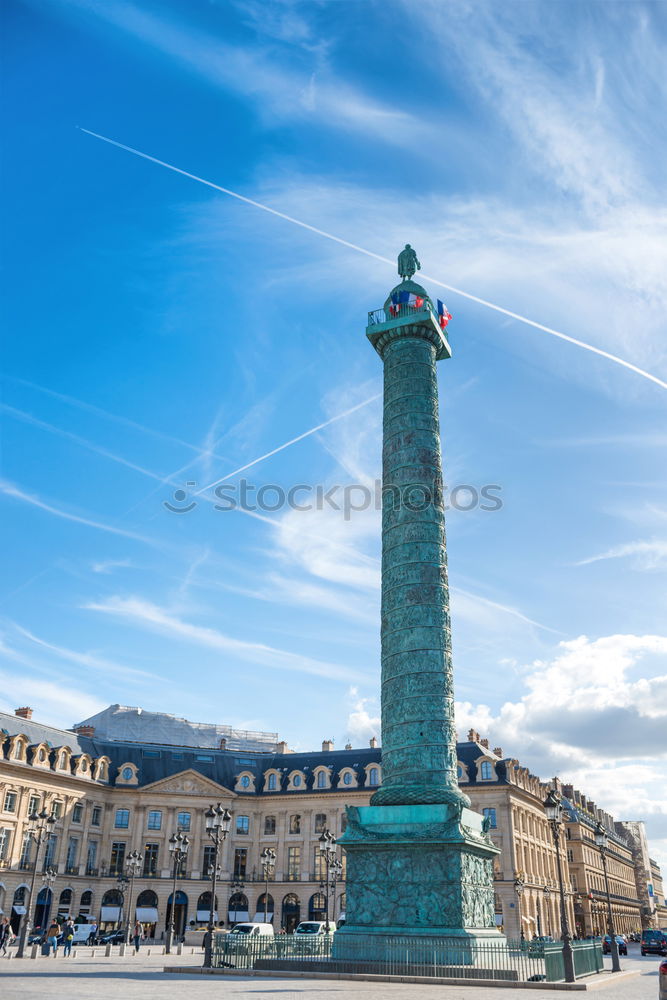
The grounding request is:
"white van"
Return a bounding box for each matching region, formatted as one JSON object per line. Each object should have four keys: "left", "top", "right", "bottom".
{"left": 228, "top": 922, "right": 274, "bottom": 947}
{"left": 64, "top": 923, "right": 97, "bottom": 944}
{"left": 295, "top": 920, "right": 335, "bottom": 937}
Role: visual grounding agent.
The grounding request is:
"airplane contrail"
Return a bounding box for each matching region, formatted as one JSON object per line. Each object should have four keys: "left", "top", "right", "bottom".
{"left": 195, "top": 393, "right": 382, "bottom": 495}
{"left": 78, "top": 127, "right": 667, "bottom": 392}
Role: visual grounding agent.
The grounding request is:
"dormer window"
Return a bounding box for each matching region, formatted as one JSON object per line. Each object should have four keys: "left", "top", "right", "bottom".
{"left": 480, "top": 761, "right": 493, "bottom": 780}
{"left": 59, "top": 751, "right": 68, "bottom": 769}
{"left": 267, "top": 773, "right": 277, "bottom": 791}
{"left": 368, "top": 767, "right": 379, "bottom": 786}
{"left": 293, "top": 775, "right": 301, "bottom": 787}
{"left": 343, "top": 772, "right": 352, "bottom": 785}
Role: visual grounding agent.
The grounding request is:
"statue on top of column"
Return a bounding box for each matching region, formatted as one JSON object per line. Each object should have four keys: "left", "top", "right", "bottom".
{"left": 398, "top": 244, "right": 421, "bottom": 280}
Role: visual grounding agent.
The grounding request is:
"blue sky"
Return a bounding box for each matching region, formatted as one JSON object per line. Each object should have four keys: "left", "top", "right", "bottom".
{"left": 2, "top": 1, "right": 667, "bottom": 868}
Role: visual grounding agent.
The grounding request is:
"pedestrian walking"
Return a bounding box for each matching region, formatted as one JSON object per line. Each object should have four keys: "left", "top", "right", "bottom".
{"left": 88, "top": 920, "right": 97, "bottom": 945}
{"left": 63, "top": 918, "right": 75, "bottom": 957}
{"left": 132, "top": 920, "right": 143, "bottom": 954}
{"left": 0, "top": 917, "right": 12, "bottom": 956}
{"left": 47, "top": 919, "right": 61, "bottom": 954}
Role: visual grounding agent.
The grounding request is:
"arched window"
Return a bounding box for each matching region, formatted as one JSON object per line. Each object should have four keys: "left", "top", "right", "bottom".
{"left": 480, "top": 761, "right": 493, "bottom": 780}
{"left": 309, "top": 892, "right": 327, "bottom": 920}
{"left": 256, "top": 893, "right": 274, "bottom": 922}
{"left": 102, "top": 889, "right": 122, "bottom": 906}
{"left": 281, "top": 893, "right": 300, "bottom": 933}
{"left": 267, "top": 773, "right": 277, "bottom": 791}
{"left": 228, "top": 892, "right": 249, "bottom": 924}
{"left": 292, "top": 774, "right": 302, "bottom": 788}
{"left": 317, "top": 771, "right": 327, "bottom": 788}
{"left": 368, "top": 767, "right": 379, "bottom": 786}
{"left": 59, "top": 888, "right": 73, "bottom": 908}
{"left": 59, "top": 751, "right": 68, "bottom": 769}
{"left": 264, "top": 816, "right": 276, "bottom": 835}
{"left": 80, "top": 890, "right": 93, "bottom": 907}
{"left": 136, "top": 889, "right": 158, "bottom": 908}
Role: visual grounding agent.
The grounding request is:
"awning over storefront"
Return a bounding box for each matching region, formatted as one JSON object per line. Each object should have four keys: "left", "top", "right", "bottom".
{"left": 228, "top": 910, "right": 249, "bottom": 922}
{"left": 135, "top": 907, "right": 158, "bottom": 923}
{"left": 252, "top": 912, "right": 274, "bottom": 923}
{"left": 100, "top": 906, "right": 121, "bottom": 922}
{"left": 12, "top": 905, "right": 26, "bottom": 915}
{"left": 196, "top": 910, "right": 218, "bottom": 922}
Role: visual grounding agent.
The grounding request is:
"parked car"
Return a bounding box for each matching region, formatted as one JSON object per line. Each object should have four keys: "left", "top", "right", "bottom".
{"left": 641, "top": 930, "right": 667, "bottom": 956}
{"left": 97, "top": 929, "right": 126, "bottom": 945}
{"left": 659, "top": 958, "right": 667, "bottom": 1000}
{"left": 603, "top": 935, "right": 627, "bottom": 956}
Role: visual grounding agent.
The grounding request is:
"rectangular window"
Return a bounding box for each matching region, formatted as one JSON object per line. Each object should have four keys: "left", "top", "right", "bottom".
{"left": 314, "top": 814, "right": 327, "bottom": 833}
{"left": 482, "top": 808, "right": 497, "bottom": 829}
{"left": 147, "top": 810, "right": 162, "bottom": 830}
{"left": 172, "top": 751, "right": 184, "bottom": 760}
{"left": 72, "top": 803, "right": 83, "bottom": 823}
{"left": 20, "top": 832, "right": 32, "bottom": 865}
{"left": 195, "top": 754, "right": 213, "bottom": 762}
{"left": 43, "top": 833, "right": 58, "bottom": 869}
{"left": 236, "top": 815, "right": 249, "bottom": 835}
{"left": 28, "top": 794, "right": 41, "bottom": 816}
{"left": 86, "top": 840, "right": 98, "bottom": 874}
{"left": 115, "top": 808, "right": 130, "bottom": 829}
{"left": 289, "top": 815, "right": 301, "bottom": 834}
{"left": 233, "top": 848, "right": 247, "bottom": 879}
{"left": 110, "top": 842, "right": 126, "bottom": 875}
{"left": 313, "top": 847, "right": 326, "bottom": 881}
{"left": 91, "top": 806, "right": 102, "bottom": 827}
{"left": 50, "top": 801, "right": 62, "bottom": 819}
{"left": 0, "top": 827, "right": 9, "bottom": 860}
{"left": 142, "top": 749, "right": 160, "bottom": 758}
{"left": 202, "top": 844, "right": 216, "bottom": 877}
{"left": 66, "top": 837, "right": 78, "bottom": 869}
{"left": 264, "top": 816, "right": 276, "bottom": 835}
{"left": 3, "top": 791, "right": 17, "bottom": 813}
{"left": 143, "top": 843, "right": 159, "bottom": 876}
{"left": 567, "top": 849, "right": 574, "bottom": 862}
{"left": 177, "top": 811, "right": 191, "bottom": 831}
{"left": 287, "top": 846, "right": 300, "bottom": 881}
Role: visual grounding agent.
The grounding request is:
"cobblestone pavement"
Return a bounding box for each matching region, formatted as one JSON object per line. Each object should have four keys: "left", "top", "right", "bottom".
{"left": 0, "top": 944, "right": 661, "bottom": 1000}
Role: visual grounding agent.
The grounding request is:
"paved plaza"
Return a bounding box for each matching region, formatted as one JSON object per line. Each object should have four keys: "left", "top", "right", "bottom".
{"left": 0, "top": 946, "right": 662, "bottom": 1000}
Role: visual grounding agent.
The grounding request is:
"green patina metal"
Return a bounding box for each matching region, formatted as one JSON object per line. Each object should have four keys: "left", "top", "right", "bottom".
{"left": 335, "top": 249, "right": 500, "bottom": 955}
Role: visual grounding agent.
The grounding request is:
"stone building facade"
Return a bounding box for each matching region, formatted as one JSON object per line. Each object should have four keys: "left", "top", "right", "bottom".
{"left": 0, "top": 707, "right": 662, "bottom": 941}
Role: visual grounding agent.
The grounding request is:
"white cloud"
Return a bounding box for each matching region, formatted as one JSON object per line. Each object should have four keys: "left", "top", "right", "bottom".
{"left": 0, "top": 672, "right": 105, "bottom": 729}
{"left": 345, "top": 687, "right": 380, "bottom": 745}
{"left": 454, "top": 633, "right": 667, "bottom": 858}
{"left": 576, "top": 540, "right": 667, "bottom": 570}
{"left": 85, "top": 595, "right": 361, "bottom": 682}
{"left": 10, "top": 623, "right": 158, "bottom": 682}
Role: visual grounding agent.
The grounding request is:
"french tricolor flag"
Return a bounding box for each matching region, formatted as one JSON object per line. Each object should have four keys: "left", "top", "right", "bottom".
{"left": 437, "top": 299, "right": 452, "bottom": 329}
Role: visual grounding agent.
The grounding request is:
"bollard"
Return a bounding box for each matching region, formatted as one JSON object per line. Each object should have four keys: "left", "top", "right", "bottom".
{"left": 177, "top": 943, "right": 183, "bottom": 955}
{"left": 30, "top": 944, "right": 38, "bottom": 959}
{"left": 119, "top": 943, "right": 126, "bottom": 956}
{"left": 90, "top": 949, "right": 96, "bottom": 958}
{"left": 105, "top": 943, "right": 112, "bottom": 957}
{"left": 146, "top": 948, "right": 151, "bottom": 956}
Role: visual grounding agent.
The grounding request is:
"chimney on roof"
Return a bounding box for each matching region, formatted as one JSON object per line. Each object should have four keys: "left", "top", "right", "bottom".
{"left": 493, "top": 747, "right": 503, "bottom": 758}
{"left": 322, "top": 739, "right": 334, "bottom": 752}
{"left": 276, "top": 740, "right": 289, "bottom": 754}
{"left": 15, "top": 707, "right": 33, "bottom": 720}
{"left": 345, "top": 743, "right": 352, "bottom": 751}
{"left": 219, "top": 738, "right": 227, "bottom": 750}
{"left": 480, "top": 738, "right": 489, "bottom": 749}
{"left": 369, "top": 736, "right": 378, "bottom": 749}
{"left": 74, "top": 724, "right": 95, "bottom": 738}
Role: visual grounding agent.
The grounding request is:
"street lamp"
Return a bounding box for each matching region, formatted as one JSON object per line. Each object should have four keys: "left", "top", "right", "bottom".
{"left": 166, "top": 831, "right": 190, "bottom": 954}
{"left": 318, "top": 829, "right": 340, "bottom": 933}
{"left": 123, "top": 850, "right": 143, "bottom": 945}
{"left": 543, "top": 789, "right": 575, "bottom": 983}
{"left": 203, "top": 803, "right": 231, "bottom": 969}
{"left": 514, "top": 873, "right": 525, "bottom": 942}
{"left": 17, "top": 809, "right": 56, "bottom": 958}
{"left": 260, "top": 848, "right": 276, "bottom": 927}
{"left": 594, "top": 821, "right": 621, "bottom": 974}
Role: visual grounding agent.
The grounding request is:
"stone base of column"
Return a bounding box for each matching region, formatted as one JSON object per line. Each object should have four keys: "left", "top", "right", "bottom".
{"left": 334, "top": 802, "right": 502, "bottom": 961}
